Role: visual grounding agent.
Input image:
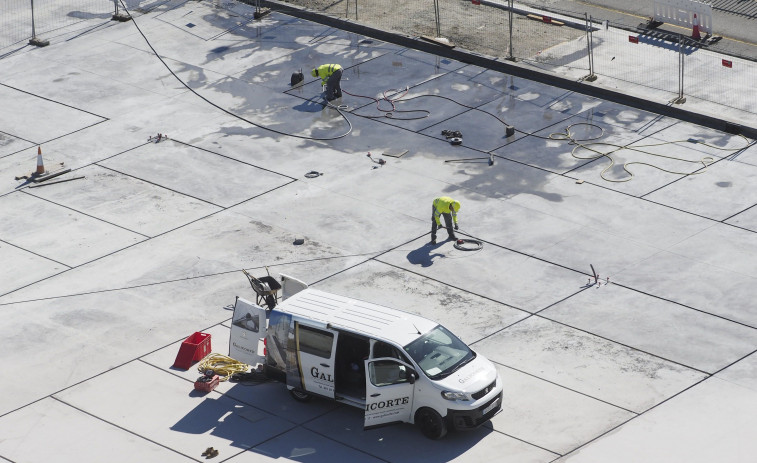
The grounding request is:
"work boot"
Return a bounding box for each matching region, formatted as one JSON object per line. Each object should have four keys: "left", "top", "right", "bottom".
{"left": 430, "top": 238, "right": 436, "bottom": 244}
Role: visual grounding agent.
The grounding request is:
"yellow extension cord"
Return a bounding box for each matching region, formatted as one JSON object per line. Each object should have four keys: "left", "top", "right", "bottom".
{"left": 196, "top": 353, "right": 250, "bottom": 382}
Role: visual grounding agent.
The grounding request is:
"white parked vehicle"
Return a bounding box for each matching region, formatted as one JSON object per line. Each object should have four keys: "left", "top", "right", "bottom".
{"left": 229, "top": 275, "right": 502, "bottom": 439}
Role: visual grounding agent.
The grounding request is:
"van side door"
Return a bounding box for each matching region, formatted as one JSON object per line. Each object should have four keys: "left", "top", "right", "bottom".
{"left": 364, "top": 358, "right": 415, "bottom": 429}
{"left": 228, "top": 297, "right": 267, "bottom": 367}
{"left": 295, "top": 323, "right": 338, "bottom": 399}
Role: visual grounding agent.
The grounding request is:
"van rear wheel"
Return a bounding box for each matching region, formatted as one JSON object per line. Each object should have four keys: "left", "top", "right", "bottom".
{"left": 416, "top": 408, "right": 447, "bottom": 440}
{"left": 289, "top": 388, "right": 312, "bottom": 402}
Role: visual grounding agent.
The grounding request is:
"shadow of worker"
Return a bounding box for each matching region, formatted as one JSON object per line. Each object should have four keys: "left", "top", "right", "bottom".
{"left": 407, "top": 241, "right": 447, "bottom": 268}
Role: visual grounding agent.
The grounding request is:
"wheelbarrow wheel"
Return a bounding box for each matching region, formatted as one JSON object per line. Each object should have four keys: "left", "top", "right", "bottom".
{"left": 264, "top": 294, "right": 276, "bottom": 309}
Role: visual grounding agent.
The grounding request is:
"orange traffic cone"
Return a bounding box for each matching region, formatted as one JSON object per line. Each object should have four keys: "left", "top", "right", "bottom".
{"left": 35, "top": 146, "right": 45, "bottom": 175}
{"left": 691, "top": 13, "right": 701, "bottom": 40}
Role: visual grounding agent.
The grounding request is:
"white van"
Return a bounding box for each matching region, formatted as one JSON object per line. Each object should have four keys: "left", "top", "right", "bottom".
{"left": 229, "top": 278, "right": 502, "bottom": 439}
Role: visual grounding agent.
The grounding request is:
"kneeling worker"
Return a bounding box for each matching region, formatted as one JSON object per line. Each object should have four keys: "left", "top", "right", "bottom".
{"left": 431, "top": 196, "right": 461, "bottom": 244}
{"left": 312, "top": 63, "right": 343, "bottom": 101}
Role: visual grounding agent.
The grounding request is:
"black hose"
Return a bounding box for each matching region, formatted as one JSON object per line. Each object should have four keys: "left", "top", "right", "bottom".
{"left": 453, "top": 238, "right": 483, "bottom": 251}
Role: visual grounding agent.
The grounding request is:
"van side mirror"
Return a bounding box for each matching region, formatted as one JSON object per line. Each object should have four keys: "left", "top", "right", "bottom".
{"left": 408, "top": 371, "right": 417, "bottom": 384}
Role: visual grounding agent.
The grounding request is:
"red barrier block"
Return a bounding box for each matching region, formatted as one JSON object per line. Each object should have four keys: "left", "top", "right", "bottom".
{"left": 629, "top": 36, "right": 639, "bottom": 44}
{"left": 722, "top": 59, "right": 733, "bottom": 68}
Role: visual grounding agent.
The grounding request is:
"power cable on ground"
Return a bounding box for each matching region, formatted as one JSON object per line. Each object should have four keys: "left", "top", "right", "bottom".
{"left": 118, "top": 0, "right": 352, "bottom": 141}
{"left": 121, "top": 0, "right": 750, "bottom": 179}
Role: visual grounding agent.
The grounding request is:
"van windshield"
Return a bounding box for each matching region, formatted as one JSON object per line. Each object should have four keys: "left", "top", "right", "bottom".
{"left": 403, "top": 325, "right": 475, "bottom": 380}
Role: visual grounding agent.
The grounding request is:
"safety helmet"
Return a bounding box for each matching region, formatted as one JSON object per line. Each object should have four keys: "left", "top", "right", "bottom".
{"left": 311, "top": 68, "right": 318, "bottom": 77}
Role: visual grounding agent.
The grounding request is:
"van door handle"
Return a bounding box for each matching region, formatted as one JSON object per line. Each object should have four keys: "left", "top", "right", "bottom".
{"left": 370, "top": 393, "right": 380, "bottom": 397}
{"left": 320, "top": 363, "right": 330, "bottom": 367}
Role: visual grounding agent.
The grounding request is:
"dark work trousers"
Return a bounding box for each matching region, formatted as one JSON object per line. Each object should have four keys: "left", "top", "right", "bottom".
{"left": 431, "top": 206, "right": 456, "bottom": 242}
{"left": 326, "top": 68, "right": 342, "bottom": 101}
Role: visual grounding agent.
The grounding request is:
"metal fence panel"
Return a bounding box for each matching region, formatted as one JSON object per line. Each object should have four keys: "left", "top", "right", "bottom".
{"left": 684, "top": 51, "right": 757, "bottom": 115}
{"left": 589, "top": 25, "right": 682, "bottom": 97}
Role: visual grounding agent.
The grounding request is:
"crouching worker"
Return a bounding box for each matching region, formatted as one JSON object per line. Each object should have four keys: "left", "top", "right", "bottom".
{"left": 312, "top": 63, "right": 343, "bottom": 101}
{"left": 431, "top": 196, "right": 461, "bottom": 244}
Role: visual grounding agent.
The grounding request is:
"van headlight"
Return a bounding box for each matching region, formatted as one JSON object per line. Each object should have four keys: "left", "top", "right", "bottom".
{"left": 441, "top": 390, "right": 469, "bottom": 401}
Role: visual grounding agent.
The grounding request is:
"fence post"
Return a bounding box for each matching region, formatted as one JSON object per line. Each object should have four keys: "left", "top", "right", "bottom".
{"left": 112, "top": 0, "right": 131, "bottom": 21}
{"left": 673, "top": 35, "right": 686, "bottom": 104}
{"left": 28, "top": 0, "right": 49, "bottom": 47}
{"left": 583, "top": 14, "right": 597, "bottom": 81}
{"left": 507, "top": 0, "right": 514, "bottom": 60}
{"left": 434, "top": 0, "right": 441, "bottom": 38}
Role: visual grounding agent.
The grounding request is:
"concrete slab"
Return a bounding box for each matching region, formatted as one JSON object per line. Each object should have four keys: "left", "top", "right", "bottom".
{"left": 0, "top": 58, "right": 176, "bottom": 117}
{"left": 541, "top": 283, "right": 757, "bottom": 373}
{"left": 0, "top": 209, "right": 360, "bottom": 304}
{"left": 469, "top": 70, "right": 575, "bottom": 109}
{"left": 231, "top": 180, "right": 431, "bottom": 255}
{"left": 380, "top": 236, "right": 585, "bottom": 313}
{"left": 187, "top": 74, "right": 352, "bottom": 138}
{"left": 726, "top": 203, "right": 757, "bottom": 232}
{"left": 98, "top": 139, "right": 292, "bottom": 207}
{"left": 153, "top": 0, "right": 258, "bottom": 41}
{"left": 666, "top": 222, "right": 757, "bottom": 278}
{"left": 613, "top": 249, "right": 757, "bottom": 328}
{"left": 474, "top": 316, "right": 707, "bottom": 413}
{"left": 494, "top": 118, "right": 646, "bottom": 182}
{"left": 550, "top": 97, "right": 679, "bottom": 134}
{"left": 0, "top": 191, "right": 145, "bottom": 267}
{"left": 0, "top": 398, "right": 190, "bottom": 463}
{"left": 504, "top": 174, "right": 716, "bottom": 251}
{"left": 567, "top": 134, "right": 722, "bottom": 197}
{"left": 0, "top": 241, "right": 65, "bottom": 296}
{"left": 716, "top": 352, "right": 757, "bottom": 389}
{"left": 643, "top": 157, "right": 757, "bottom": 221}
{"left": 25, "top": 164, "right": 222, "bottom": 237}
{"left": 0, "top": 272, "right": 247, "bottom": 416}
{"left": 0, "top": 131, "right": 34, "bottom": 158}
{"left": 239, "top": 427, "right": 386, "bottom": 462}
{"left": 644, "top": 120, "right": 753, "bottom": 157}
{"left": 0, "top": 84, "right": 105, "bottom": 143}
{"left": 303, "top": 406, "right": 559, "bottom": 463}
{"left": 557, "top": 377, "right": 757, "bottom": 462}
{"left": 54, "top": 361, "right": 296, "bottom": 457}
{"left": 491, "top": 364, "right": 635, "bottom": 455}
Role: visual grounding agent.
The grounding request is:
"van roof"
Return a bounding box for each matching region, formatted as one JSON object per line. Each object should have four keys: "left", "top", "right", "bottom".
{"left": 276, "top": 288, "right": 438, "bottom": 346}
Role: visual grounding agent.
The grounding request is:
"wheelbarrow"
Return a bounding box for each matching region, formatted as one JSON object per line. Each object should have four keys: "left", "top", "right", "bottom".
{"left": 243, "top": 268, "right": 282, "bottom": 309}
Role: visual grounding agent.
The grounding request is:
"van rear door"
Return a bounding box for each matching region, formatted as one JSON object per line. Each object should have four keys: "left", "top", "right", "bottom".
{"left": 228, "top": 297, "right": 267, "bottom": 366}
{"left": 364, "top": 359, "right": 415, "bottom": 429}
{"left": 295, "top": 323, "right": 338, "bottom": 399}
{"left": 280, "top": 273, "right": 308, "bottom": 300}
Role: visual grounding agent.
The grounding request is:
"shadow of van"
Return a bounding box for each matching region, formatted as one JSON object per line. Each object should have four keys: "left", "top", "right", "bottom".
{"left": 171, "top": 382, "right": 491, "bottom": 461}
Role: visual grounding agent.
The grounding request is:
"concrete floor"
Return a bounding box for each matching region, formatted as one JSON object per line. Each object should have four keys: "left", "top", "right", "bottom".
{"left": 1, "top": 1, "right": 756, "bottom": 462}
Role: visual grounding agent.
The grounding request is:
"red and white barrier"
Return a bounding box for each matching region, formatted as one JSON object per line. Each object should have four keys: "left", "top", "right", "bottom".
{"left": 653, "top": 0, "right": 712, "bottom": 35}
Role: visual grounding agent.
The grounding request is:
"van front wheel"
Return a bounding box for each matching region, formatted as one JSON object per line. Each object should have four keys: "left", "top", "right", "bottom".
{"left": 289, "top": 388, "right": 312, "bottom": 402}
{"left": 416, "top": 408, "right": 447, "bottom": 439}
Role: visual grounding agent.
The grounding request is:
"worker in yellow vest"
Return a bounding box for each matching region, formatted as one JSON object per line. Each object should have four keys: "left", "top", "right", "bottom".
{"left": 311, "top": 63, "right": 343, "bottom": 101}
{"left": 431, "top": 196, "right": 461, "bottom": 244}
